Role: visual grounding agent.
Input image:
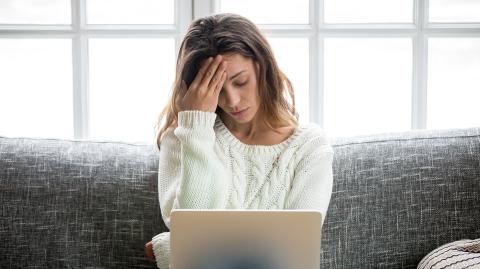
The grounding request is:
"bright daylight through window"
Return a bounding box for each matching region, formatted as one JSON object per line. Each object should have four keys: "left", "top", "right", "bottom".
{"left": 0, "top": 0, "right": 479, "bottom": 142}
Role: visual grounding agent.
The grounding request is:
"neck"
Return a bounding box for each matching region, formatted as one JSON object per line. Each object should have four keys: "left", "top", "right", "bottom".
{"left": 219, "top": 111, "right": 268, "bottom": 141}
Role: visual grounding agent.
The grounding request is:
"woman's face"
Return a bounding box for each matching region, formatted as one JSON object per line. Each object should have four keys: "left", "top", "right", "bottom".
{"left": 216, "top": 53, "right": 261, "bottom": 124}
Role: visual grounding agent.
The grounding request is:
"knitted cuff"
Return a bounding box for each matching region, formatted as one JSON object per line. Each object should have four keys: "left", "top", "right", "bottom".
{"left": 152, "top": 232, "right": 171, "bottom": 269}
{"left": 178, "top": 110, "right": 217, "bottom": 129}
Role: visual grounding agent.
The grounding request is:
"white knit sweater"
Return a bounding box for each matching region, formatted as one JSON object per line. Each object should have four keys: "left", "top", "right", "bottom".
{"left": 151, "top": 110, "right": 334, "bottom": 269}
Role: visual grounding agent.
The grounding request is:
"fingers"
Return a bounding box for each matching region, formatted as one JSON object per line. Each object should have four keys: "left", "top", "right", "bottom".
{"left": 199, "top": 55, "right": 225, "bottom": 92}
{"left": 189, "top": 57, "right": 213, "bottom": 91}
{"left": 175, "top": 80, "right": 188, "bottom": 111}
{"left": 213, "top": 71, "right": 227, "bottom": 96}
{"left": 209, "top": 60, "right": 227, "bottom": 94}
{"left": 179, "top": 79, "right": 188, "bottom": 96}
{"left": 179, "top": 55, "right": 226, "bottom": 112}
{"left": 144, "top": 241, "right": 155, "bottom": 262}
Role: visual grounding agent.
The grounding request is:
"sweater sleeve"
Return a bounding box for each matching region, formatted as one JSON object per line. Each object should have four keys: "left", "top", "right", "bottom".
{"left": 284, "top": 139, "right": 334, "bottom": 226}
{"left": 151, "top": 110, "right": 231, "bottom": 269}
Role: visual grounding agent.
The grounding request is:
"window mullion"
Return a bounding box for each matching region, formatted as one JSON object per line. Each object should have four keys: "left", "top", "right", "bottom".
{"left": 311, "top": 0, "right": 323, "bottom": 126}
{"left": 194, "top": 0, "right": 215, "bottom": 20}
{"left": 412, "top": 0, "right": 428, "bottom": 129}
{"left": 72, "top": 0, "right": 89, "bottom": 139}
{"left": 175, "top": 0, "right": 193, "bottom": 56}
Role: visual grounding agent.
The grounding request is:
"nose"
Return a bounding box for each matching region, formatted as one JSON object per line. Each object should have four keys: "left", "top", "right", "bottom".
{"left": 222, "top": 87, "right": 241, "bottom": 108}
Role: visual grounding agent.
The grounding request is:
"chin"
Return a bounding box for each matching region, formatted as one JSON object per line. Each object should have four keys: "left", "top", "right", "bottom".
{"left": 219, "top": 107, "right": 258, "bottom": 124}
{"left": 231, "top": 117, "right": 252, "bottom": 124}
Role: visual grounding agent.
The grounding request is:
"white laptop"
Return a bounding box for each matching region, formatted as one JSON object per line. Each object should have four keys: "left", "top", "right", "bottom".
{"left": 170, "top": 209, "right": 322, "bottom": 269}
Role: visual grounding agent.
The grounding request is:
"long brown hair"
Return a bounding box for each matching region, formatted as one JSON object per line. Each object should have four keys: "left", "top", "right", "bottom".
{"left": 154, "top": 13, "right": 298, "bottom": 151}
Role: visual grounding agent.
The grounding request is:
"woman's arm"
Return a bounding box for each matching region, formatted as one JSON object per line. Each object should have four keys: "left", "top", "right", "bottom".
{"left": 158, "top": 55, "right": 230, "bottom": 228}
{"left": 284, "top": 141, "right": 334, "bottom": 226}
{"left": 151, "top": 110, "right": 231, "bottom": 269}
{"left": 159, "top": 110, "right": 230, "bottom": 228}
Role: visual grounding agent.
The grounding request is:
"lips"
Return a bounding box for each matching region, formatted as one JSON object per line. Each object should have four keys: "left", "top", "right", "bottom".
{"left": 230, "top": 107, "right": 248, "bottom": 116}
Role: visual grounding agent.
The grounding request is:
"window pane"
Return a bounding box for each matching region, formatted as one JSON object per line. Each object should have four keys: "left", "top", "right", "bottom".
{"left": 324, "top": 38, "right": 412, "bottom": 137}
{"left": 427, "top": 38, "right": 480, "bottom": 129}
{"left": 218, "top": 0, "right": 309, "bottom": 24}
{"left": 268, "top": 38, "right": 310, "bottom": 123}
{"left": 86, "top": 0, "right": 174, "bottom": 24}
{"left": 324, "top": 0, "right": 413, "bottom": 23}
{"left": 0, "top": 0, "right": 70, "bottom": 24}
{"left": 89, "top": 38, "right": 175, "bottom": 143}
{"left": 429, "top": 0, "right": 480, "bottom": 23}
{"left": 0, "top": 39, "right": 73, "bottom": 139}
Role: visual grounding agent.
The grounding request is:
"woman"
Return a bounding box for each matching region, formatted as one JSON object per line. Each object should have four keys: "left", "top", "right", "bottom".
{"left": 145, "top": 13, "right": 334, "bottom": 269}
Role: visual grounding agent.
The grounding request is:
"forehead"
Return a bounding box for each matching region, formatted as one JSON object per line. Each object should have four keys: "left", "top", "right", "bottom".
{"left": 220, "top": 53, "right": 254, "bottom": 69}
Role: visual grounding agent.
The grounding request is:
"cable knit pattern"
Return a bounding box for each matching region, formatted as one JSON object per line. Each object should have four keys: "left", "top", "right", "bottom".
{"left": 152, "top": 110, "right": 334, "bottom": 269}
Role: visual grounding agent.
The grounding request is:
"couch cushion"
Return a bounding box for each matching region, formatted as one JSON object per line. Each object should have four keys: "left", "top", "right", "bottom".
{"left": 321, "top": 127, "right": 480, "bottom": 268}
{"left": 0, "top": 136, "right": 166, "bottom": 268}
{"left": 2, "top": 126, "right": 480, "bottom": 269}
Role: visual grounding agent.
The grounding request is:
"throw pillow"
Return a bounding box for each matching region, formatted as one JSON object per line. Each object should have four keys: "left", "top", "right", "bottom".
{"left": 418, "top": 238, "right": 480, "bottom": 269}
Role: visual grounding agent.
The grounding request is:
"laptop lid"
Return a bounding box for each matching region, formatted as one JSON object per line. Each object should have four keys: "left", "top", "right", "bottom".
{"left": 170, "top": 209, "right": 322, "bottom": 269}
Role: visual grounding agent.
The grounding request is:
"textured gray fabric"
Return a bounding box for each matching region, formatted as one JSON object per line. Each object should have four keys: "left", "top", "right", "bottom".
{"left": 0, "top": 137, "right": 166, "bottom": 268}
{"left": 1, "top": 126, "right": 479, "bottom": 268}
{"left": 321, "top": 127, "right": 480, "bottom": 268}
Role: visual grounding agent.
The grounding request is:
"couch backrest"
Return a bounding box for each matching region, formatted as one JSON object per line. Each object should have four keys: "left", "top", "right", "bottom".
{"left": 1, "top": 127, "right": 479, "bottom": 268}
{"left": 0, "top": 137, "right": 165, "bottom": 268}
{"left": 321, "top": 127, "right": 480, "bottom": 268}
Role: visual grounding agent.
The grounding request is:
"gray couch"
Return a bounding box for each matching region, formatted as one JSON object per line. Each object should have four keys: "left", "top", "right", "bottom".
{"left": 1, "top": 127, "right": 479, "bottom": 268}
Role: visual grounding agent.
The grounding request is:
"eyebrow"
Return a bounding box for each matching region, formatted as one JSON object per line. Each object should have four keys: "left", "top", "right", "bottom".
{"left": 229, "top": 70, "right": 246, "bottom": 81}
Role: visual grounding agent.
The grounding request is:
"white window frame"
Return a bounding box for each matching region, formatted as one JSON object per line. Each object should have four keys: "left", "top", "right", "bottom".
{"left": 1, "top": 0, "right": 479, "bottom": 140}
{"left": 0, "top": 0, "right": 192, "bottom": 140}
{"left": 196, "top": 0, "right": 480, "bottom": 129}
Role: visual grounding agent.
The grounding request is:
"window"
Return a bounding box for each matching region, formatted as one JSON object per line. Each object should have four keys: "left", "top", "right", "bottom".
{"left": 324, "top": 0, "right": 413, "bottom": 23}
{"left": 0, "top": 0, "right": 71, "bottom": 24}
{"left": 0, "top": 0, "right": 188, "bottom": 143}
{"left": 323, "top": 38, "right": 412, "bottom": 136}
{"left": 88, "top": 38, "right": 175, "bottom": 142}
{"left": 209, "top": 0, "right": 480, "bottom": 137}
{"left": 1, "top": 0, "right": 479, "bottom": 142}
{"left": 85, "top": 0, "right": 174, "bottom": 25}
{"left": 429, "top": 0, "right": 480, "bottom": 23}
{"left": 427, "top": 38, "right": 480, "bottom": 129}
{"left": 0, "top": 39, "right": 73, "bottom": 139}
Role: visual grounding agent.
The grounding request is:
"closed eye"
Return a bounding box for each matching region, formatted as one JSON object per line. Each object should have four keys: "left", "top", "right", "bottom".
{"left": 235, "top": 81, "right": 248, "bottom": 87}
